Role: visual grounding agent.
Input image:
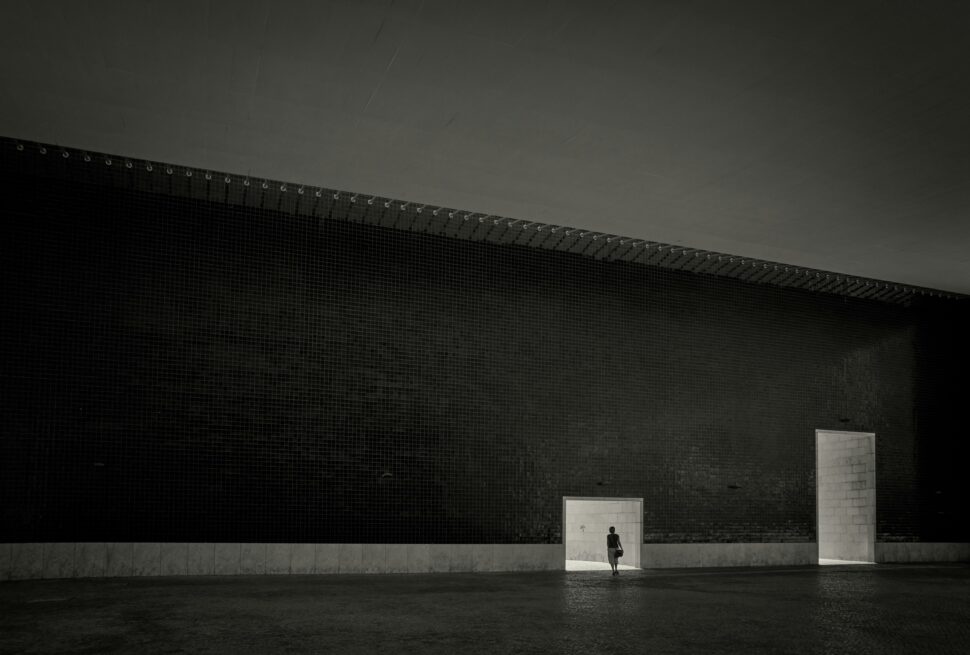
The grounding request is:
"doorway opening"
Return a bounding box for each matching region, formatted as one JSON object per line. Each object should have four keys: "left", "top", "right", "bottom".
{"left": 563, "top": 497, "right": 642, "bottom": 571}
{"left": 816, "top": 430, "right": 876, "bottom": 565}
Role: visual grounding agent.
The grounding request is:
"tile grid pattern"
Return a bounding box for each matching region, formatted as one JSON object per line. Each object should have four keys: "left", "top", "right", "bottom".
{"left": 0, "top": 140, "right": 968, "bottom": 548}
{"left": 817, "top": 432, "right": 876, "bottom": 562}
{"left": 565, "top": 500, "right": 641, "bottom": 567}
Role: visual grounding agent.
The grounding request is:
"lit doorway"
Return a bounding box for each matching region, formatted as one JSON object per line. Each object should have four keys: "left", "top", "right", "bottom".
{"left": 816, "top": 430, "right": 876, "bottom": 565}
{"left": 563, "top": 497, "right": 642, "bottom": 571}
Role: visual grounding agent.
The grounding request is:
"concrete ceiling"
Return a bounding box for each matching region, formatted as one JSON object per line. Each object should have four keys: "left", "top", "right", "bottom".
{"left": 2, "top": 0, "right": 969, "bottom": 293}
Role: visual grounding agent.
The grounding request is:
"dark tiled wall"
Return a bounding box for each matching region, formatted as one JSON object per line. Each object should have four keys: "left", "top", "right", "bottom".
{"left": 1, "top": 154, "right": 967, "bottom": 545}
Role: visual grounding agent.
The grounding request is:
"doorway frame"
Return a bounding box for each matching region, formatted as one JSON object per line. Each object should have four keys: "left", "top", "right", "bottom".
{"left": 815, "top": 429, "right": 877, "bottom": 564}
{"left": 562, "top": 496, "right": 644, "bottom": 569}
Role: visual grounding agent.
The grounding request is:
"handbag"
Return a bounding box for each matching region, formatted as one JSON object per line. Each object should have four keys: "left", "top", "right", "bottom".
{"left": 615, "top": 547, "right": 623, "bottom": 558}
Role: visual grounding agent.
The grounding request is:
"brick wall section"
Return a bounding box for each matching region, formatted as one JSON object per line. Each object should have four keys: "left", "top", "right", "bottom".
{"left": 0, "top": 150, "right": 968, "bottom": 546}
{"left": 817, "top": 432, "right": 876, "bottom": 561}
{"left": 565, "top": 500, "right": 640, "bottom": 566}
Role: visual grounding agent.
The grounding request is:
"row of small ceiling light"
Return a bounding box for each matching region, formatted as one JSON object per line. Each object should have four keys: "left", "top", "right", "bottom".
{"left": 13, "top": 140, "right": 964, "bottom": 302}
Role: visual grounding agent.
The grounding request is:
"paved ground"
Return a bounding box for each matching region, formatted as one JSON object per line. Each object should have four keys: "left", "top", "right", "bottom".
{"left": 1, "top": 564, "right": 968, "bottom": 654}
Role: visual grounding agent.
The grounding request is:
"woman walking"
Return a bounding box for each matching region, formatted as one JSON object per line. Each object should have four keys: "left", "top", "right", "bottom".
{"left": 607, "top": 526, "right": 622, "bottom": 576}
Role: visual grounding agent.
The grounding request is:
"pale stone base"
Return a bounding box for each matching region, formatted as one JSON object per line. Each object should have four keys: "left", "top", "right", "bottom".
{"left": 2, "top": 543, "right": 564, "bottom": 580}
{"left": 640, "top": 542, "right": 970, "bottom": 568}
{"left": 641, "top": 543, "right": 818, "bottom": 568}
{"left": 874, "top": 542, "right": 970, "bottom": 563}
{"left": 7, "top": 541, "right": 967, "bottom": 580}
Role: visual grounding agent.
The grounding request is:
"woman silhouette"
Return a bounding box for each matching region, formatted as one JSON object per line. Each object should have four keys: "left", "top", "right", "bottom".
{"left": 607, "top": 526, "right": 622, "bottom": 576}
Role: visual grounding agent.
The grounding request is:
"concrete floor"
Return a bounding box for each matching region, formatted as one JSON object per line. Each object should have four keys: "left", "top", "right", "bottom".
{"left": 1, "top": 564, "right": 968, "bottom": 654}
